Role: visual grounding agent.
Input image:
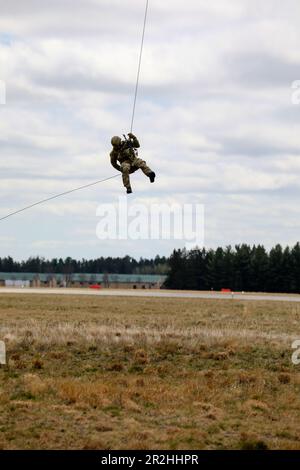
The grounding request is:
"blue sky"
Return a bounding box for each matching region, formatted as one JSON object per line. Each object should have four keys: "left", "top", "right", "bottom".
{"left": 0, "top": 33, "right": 13, "bottom": 46}
{"left": 0, "top": 0, "right": 300, "bottom": 260}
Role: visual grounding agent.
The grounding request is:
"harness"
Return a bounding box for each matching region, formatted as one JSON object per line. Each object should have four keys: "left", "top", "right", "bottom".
{"left": 120, "top": 135, "right": 138, "bottom": 162}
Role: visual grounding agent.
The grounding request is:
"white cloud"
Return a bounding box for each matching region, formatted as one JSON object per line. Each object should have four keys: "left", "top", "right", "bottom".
{"left": 0, "top": 0, "right": 300, "bottom": 259}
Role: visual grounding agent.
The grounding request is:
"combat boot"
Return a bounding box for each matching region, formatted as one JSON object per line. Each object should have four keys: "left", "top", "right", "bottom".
{"left": 148, "top": 172, "right": 156, "bottom": 183}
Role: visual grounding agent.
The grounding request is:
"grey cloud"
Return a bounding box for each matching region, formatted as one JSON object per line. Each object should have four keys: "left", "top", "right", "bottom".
{"left": 229, "top": 52, "right": 300, "bottom": 88}
{"left": 218, "top": 135, "right": 300, "bottom": 157}
{"left": 1, "top": 1, "right": 300, "bottom": 259}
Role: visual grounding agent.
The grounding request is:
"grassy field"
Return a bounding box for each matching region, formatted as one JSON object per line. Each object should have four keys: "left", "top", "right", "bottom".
{"left": 0, "top": 293, "right": 300, "bottom": 450}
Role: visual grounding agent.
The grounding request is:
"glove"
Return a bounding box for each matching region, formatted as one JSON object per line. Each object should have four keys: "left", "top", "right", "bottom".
{"left": 128, "top": 133, "right": 135, "bottom": 139}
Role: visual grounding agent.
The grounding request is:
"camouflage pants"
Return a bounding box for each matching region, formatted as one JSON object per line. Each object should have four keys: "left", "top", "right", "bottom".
{"left": 120, "top": 157, "right": 152, "bottom": 189}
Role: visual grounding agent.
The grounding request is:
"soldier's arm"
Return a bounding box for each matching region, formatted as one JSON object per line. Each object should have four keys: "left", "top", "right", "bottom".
{"left": 110, "top": 151, "right": 121, "bottom": 171}
{"left": 128, "top": 133, "right": 140, "bottom": 148}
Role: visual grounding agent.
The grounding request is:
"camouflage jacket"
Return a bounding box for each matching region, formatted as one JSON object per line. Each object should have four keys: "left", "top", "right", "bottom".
{"left": 110, "top": 136, "right": 140, "bottom": 171}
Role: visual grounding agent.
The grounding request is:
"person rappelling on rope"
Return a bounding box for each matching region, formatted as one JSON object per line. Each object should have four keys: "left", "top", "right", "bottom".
{"left": 110, "top": 133, "right": 155, "bottom": 194}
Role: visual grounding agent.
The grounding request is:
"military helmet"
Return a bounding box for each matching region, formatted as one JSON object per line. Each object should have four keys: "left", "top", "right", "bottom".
{"left": 111, "top": 136, "right": 122, "bottom": 146}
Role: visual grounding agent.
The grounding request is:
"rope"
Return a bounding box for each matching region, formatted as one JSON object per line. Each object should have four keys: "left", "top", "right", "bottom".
{"left": 130, "top": 0, "right": 149, "bottom": 133}
{"left": 0, "top": 2, "right": 150, "bottom": 223}
{"left": 0, "top": 174, "right": 120, "bottom": 222}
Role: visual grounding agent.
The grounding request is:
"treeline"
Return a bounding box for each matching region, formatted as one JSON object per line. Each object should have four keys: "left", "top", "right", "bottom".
{"left": 165, "top": 244, "right": 300, "bottom": 293}
{"left": 1, "top": 243, "right": 300, "bottom": 293}
{"left": 0, "top": 255, "right": 169, "bottom": 275}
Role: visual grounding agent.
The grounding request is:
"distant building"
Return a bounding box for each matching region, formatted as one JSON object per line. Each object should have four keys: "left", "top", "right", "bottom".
{"left": 0, "top": 272, "right": 167, "bottom": 289}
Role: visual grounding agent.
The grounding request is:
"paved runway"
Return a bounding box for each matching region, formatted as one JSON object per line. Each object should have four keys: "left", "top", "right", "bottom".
{"left": 1, "top": 287, "right": 300, "bottom": 302}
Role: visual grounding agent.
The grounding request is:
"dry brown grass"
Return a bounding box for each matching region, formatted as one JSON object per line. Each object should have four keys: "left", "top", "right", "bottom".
{"left": 0, "top": 293, "right": 300, "bottom": 449}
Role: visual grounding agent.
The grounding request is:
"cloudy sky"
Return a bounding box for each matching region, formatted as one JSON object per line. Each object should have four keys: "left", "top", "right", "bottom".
{"left": 0, "top": 0, "right": 300, "bottom": 261}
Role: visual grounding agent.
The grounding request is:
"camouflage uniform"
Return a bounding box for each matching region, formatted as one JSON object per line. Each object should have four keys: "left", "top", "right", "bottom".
{"left": 110, "top": 134, "right": 154, "bottom": 192}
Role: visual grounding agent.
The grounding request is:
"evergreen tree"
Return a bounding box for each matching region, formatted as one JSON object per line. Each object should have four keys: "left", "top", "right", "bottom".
{"left": 250, "top": 245, "right": 269, "bottom": 292}
{"left": 290, "top": 243, "right": 300, "bottom": 293}
{"left": 234, "top": 244, "right": 252, "bottom": 291}
{"left": 267, "top": 244, "right": 284, "bottom": 292}
{"left": 164, "top": 249, "right": 187, "bottom": 289}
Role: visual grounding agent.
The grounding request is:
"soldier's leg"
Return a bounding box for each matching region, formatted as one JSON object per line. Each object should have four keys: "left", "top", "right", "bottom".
{"left": 120, "top": 161, "right": 132, "bottom": 192}
{"left": 133, "top": 158, "right": 155, "bottom": 183}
